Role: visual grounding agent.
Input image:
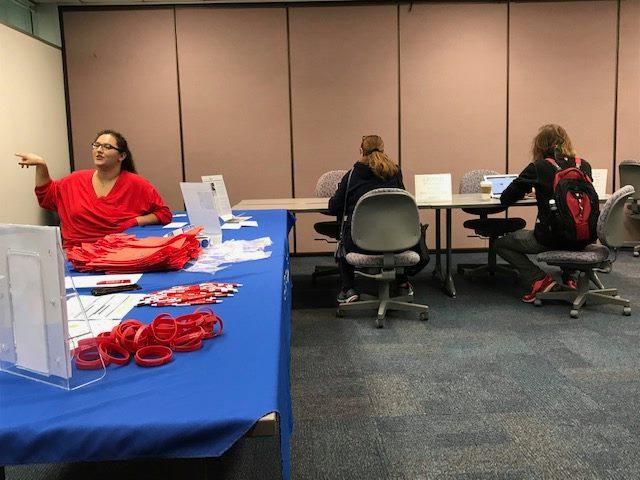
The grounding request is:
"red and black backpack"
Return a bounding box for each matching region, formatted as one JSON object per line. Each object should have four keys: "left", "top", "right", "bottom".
{"left": 546, "top": 157, "right": 599, "bottom": 250}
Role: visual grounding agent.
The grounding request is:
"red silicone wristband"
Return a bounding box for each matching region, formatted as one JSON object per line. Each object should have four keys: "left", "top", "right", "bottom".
{"left": 75, "top": 346, "right": 106, "bottom": 370}
{"left": 98, "top": 342, "right": 131, "bottom": 366}
{"left": 135, "top": 345, "right": 173, "bottom": 367}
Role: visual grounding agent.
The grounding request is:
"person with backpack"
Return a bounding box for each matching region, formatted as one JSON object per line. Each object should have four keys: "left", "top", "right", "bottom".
{"left": 495, "top": 124, "right": 598, "bottom": 303}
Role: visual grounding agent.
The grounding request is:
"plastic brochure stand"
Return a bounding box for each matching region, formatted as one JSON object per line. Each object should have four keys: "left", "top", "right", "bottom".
{"left": 0, "top": 224, "right": 105, "bottom": 390}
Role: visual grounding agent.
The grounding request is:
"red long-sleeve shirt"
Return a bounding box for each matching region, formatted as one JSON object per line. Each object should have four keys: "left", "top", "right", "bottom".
{"left": 35, "top": 170, "right": 172, "bottom": 247}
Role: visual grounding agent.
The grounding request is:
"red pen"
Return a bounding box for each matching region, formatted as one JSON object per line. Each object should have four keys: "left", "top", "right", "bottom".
{"left": 96, "top": 279, "right": 132, "bottom": 285}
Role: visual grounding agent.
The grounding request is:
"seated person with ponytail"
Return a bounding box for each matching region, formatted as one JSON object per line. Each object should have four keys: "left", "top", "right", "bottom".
{"left": 329, "top": 135, "right": 411, "bottom": 304}
{"left": 16, "top": 129, "right": 172, "bottom": 248}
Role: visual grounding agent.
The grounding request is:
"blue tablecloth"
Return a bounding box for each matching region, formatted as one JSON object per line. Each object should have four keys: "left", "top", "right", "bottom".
{"left": 0, "top": 210, "right": 294, "bottom": 479}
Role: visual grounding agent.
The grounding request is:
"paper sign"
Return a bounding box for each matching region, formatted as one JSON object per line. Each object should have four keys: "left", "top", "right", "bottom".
{"left": 202, "top": 175, "right": 233, "bottom": 220}
{"left": 591, "top": 169, "right": 608, "bottom": 197}
{"left": 414, "top": 174, "right": 453, "bottom": 203}
{"left": 180, "top": 182, "right": 222, "bottom": 238}
{"left": 163, "top": 222, "right": 188, "bottom": 229}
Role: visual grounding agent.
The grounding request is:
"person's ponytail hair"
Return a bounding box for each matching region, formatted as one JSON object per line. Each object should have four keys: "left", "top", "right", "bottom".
{"left": 361, "top": 135, "right": 398, "bottom": 180}
{"left": 531, "top": 124, "right": 576, "bottom": 162}
{"left": 94, "top": 129, "right": 137, "bottom": 174}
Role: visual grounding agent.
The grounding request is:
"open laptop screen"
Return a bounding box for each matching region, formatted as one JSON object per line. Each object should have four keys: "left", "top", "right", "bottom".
{"left": 484, "top": 174, "right": 518, "bottom": 197}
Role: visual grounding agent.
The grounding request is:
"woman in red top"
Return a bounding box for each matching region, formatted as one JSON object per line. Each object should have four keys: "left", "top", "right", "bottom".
{"left": 16, "top": 130, "right": 172, "bottom": 247}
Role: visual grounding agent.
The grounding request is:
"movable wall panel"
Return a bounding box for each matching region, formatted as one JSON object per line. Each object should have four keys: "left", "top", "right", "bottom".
{"left": 509, "top": 1, "right": 618, "bottom": 235}
{"left": 176, "top": 7, "right": 291, "bottom": 208}
{"left": 0, "top": 24, "right": 69, "bottom": 226}
{"left": 617, "top": 0, "right": 640, "bottom": 241}
{"left": 617, "top": 0, "right": 640, "bottom": 166}
{"left": 62, "top": 9, "right": 183, "bottom": 209}
{"left": 400, "top": 3, "right": 508, "bottom": 249}
{"left": 289, "top": 5, "right": 398, "bottom": 252}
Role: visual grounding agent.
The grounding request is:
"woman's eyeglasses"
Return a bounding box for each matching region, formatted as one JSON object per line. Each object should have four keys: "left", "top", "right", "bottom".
{"left": 91, "top": 142, "right": 120, "bottom": 152}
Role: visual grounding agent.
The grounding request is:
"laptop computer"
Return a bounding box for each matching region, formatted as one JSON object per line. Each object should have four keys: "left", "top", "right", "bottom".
{"left": 484, "top": 174, "right": 518, "bottom": 199}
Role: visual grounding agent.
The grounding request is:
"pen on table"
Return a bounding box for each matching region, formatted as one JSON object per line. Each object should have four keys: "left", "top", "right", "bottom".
{"left": 96, "top": 279, "right": 132, "bottom": 285}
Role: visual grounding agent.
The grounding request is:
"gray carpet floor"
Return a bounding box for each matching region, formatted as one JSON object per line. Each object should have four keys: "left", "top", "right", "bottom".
{"left": 4, "top": 252, "right": 640, "bottom": 479}
{"left": 289, "top": 252, "right": 640, "bottom": 480}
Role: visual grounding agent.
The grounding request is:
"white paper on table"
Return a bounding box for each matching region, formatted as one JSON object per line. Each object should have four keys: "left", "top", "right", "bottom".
{"left": 163, "top": 222, "right": 188, "bottom": 229}
{"left": 591, "top": 169, "right": 608, "bottom": 197}
{"left": 173, "top": 213, "right": 187, "bottom": 218}
{"left": 414, "top": 174, "right": 453, "bottom": 203}
{"left": 201, "top": 175, "right": 233, "bottom": 219}
{"left": 240, "top": 221, "right": 258, "bottom": 227}
{"left": 221, "top": 223, "right": 242, "bottom": 230}
{"left": 66, "top": 294, "right": 144, "bottom": 321}
{"left": 223, "top": 215, "right": 252, "bottom": 223}
{"left": 180, "top": 182, "right": 222, "bottom": 237}
{"left": 67, "top": 319, "right": 122, "bottom": 349}
{"left": 65, "top": 274, "right": 142, "bottom": 290}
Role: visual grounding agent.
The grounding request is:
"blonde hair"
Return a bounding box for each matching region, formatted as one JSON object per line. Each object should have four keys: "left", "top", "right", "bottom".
{"left": 360, "top": 135, "right": 399, "bottom": 180}
{"left": 531, "top": 124, "right": 576, "bottom": 162}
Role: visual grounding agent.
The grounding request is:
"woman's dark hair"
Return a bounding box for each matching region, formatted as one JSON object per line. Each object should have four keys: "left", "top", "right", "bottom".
{"left": 94, "top": 129, "right": 137, "bottom": 173}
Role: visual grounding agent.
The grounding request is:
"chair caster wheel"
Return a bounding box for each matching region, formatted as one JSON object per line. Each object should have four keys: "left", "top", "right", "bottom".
{"left": 634, "top": 251, "right": 639, "bottom": 257}
{"left": 623, "top": 307, "right": 631, "bottom": 316}
{"left": 376, "top": 317, "right": 384, "bottom": 328}
{"left": 570, "top": 309, "right": 579, "bottom": 319}
{"left": 534, "top": 299, "right": 542, "bottom": 307}
{"left": 419, "top": 312, "right": 428, "bottom": 321}
{"left": 336, "top": 309, "right": 344, "bottom": 318}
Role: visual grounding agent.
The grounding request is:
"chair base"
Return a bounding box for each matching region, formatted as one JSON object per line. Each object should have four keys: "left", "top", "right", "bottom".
{"left": 311, "top": 265, "right": 339, "bottom": 285}
{"left": 457, "top": 263, "right": 519, "bottom": 278}
{"left": 634, "top": 245, "right": 640, "bottom": 258}
{"left": 336, "top": 274, "right": 428, "bottom": 328}
{"left": 535, "top": 270, "right": 631, "bottom": 318}
{"left": 457, "top": 235, "right": 519, "bottom": 279}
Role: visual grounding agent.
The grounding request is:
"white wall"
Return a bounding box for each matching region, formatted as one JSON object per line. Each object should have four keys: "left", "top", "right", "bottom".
{"left": 0, "top": 22, "right": 69, "bottom": 225}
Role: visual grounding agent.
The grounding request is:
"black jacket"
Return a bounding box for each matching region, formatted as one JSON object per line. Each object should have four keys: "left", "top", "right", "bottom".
{"left": 328, "top": 161, "right": 405, "bottom": 252}
{"left": 500, "top": 155, "right": 593, "bottom": 247}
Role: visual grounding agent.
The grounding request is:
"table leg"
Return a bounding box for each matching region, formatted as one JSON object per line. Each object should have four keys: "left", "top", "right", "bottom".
{"left": 432, "top": 209, "right": 443, "bottom": 281}
{"left": 1, "top": 465, "right": 5, "bottom": 480}
{"left": 443, "top": 208, "right": 456, "bottom": 298}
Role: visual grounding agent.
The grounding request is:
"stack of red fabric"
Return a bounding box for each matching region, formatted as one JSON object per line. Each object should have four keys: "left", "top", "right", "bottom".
{"left": 67, "top": 227, "right": 203, "bottom": 273}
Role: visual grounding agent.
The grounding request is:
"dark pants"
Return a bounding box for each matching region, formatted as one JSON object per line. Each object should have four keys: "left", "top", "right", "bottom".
{"left": 495, "top": 229, "right": 555, "bottom": 287}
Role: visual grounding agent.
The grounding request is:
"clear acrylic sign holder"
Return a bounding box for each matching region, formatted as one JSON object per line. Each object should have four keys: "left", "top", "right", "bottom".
{"left": 0, "top": 224, "right": 105, "bottom": 390}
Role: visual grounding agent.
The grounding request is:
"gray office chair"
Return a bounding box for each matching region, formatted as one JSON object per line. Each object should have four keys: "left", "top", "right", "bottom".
{"left": 311, "top": 170, "right": 347, "bottom": 284}
{"left": 336, "top": 188, "right": 429, "bottom": 328}
{"left": 457, "top": 169, "right": 526, "bottom": 277}
{"left": 619, "top": 159, "right": 640, "bottom": 257}
{"left": 534, "top": 185, "right": 634, "bottom": 318}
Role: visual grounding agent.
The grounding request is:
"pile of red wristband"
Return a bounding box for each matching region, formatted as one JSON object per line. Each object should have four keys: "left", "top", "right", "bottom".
{"left": 67, "top": 228, "right": 204, "bottom": 273}
{"left": 137, "top": 282, "right": 242, "bottom": 307}
{"left": 73, "top": 307, "right": 223, "bottom": 369}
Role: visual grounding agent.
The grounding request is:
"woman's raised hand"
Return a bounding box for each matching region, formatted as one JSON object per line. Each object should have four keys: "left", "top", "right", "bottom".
{"left": 15, "top": 153, "right": 45, "bottom": 168}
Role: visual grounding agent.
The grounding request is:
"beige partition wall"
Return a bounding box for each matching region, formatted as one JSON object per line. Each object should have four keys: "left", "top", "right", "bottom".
{"left": 617, "top": 0, "right": 640, "bottom": 240}
{"left": 289, "top": 4, "right": 399, "bottom": 252}
{"left": 62, "top": 9, "right": 183, "bottom": 208}
{"left": 617, "top": 0, "right": 640, "bottom": 166}
{"left": 0, "top": 23, "right": 69, "bottom": 225}
{"left": 509, "top": 1, "right": 618, "bottom": 232}
{"left": 400, "top": 2, "right": 508, "bottom": 249}
{"left": 176, "top": 6, "right": 291, "bottom": 207}
{"left": 509, "top": 1, "right": 618, "bottom": 181}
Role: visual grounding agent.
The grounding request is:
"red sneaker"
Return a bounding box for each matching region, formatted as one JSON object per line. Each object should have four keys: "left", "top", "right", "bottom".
{"left": 522, "top": 274, "right": 557, "bottom": 303}
{"left": 565, "top": 279, "right": 578, "bottom": 290}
